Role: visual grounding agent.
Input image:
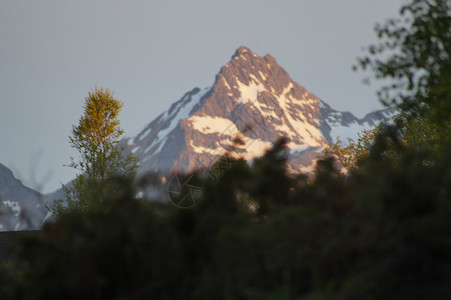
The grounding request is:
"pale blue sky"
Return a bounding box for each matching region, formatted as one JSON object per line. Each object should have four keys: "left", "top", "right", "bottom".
{"left": 0, "top": 0, "right": 403, "bottom": 193}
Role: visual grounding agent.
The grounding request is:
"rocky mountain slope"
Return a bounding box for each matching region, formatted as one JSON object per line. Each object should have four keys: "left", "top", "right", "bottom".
{"left": 123, "top": 46, "right": 394, "bottom": 175}
{"left": 0, "top": 163, "right": 47, "bottom": 231}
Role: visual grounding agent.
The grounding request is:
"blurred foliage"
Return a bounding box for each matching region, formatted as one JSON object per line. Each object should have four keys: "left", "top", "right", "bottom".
{"left": 1, "top": 0, "right": 451, "bottom": 299}
{"left": 324, "top": 128, "right": 380, "bottom": 173}
{"left": 1, "top": 131, "right": 450, "bottom": 299}
{"left": 357, "top": 0, "right": 451, "bottom": 108}
{"left": 357, "top": 0, "right": 451, "bottom": 152}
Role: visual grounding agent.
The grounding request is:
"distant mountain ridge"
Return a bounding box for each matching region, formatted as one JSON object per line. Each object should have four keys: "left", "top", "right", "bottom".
{"left": 0, "top": 163, "right": 47, "bottom": 231}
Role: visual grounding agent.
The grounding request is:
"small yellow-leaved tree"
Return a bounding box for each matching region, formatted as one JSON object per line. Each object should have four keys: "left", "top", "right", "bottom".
{"left": 324, "top": 128, "right": 379, "bottom": 173}
{"left": 52, "top": 87, "right": 138, "bottom": 214}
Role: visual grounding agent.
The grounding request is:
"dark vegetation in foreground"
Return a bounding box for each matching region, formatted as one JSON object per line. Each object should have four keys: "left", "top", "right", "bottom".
{"left": 1, "top": 132, "right": 451, "bottom": 299}
{"left": 1, "top": 0, "right": 450, "bottom": 299}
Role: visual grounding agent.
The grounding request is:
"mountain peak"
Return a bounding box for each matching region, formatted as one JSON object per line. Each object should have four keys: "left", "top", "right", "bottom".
{"left": 231, "top": 46, "right": 278, "bottom": 68}
{"left": 122, "top": 47, "right": 394, "bottom": 178}
{"left": 233, "top": 45, "right": 253, "bottom": 57}
{"left": 217, "top": 46, "right": 296, "bottom": 98}
{"left": 263, "top": 53, "right": 277, "bottom": 64}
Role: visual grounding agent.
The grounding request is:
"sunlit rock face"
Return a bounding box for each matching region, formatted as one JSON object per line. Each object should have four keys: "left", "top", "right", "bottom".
{"left": 123, "top": 46, "right": 394, "bottom": 175}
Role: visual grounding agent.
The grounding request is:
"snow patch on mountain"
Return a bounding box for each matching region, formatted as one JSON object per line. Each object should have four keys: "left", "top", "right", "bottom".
{"left": 241, "top": 138, "right": 272, "bottom": 157}
{"left": 237, "top": 79, "right": 264, "bottom": 104}
{"left": 3, "top": 200, "right": 21, "bottom": 217}
{"left": 189, "top": 115, "right": 238, "bottom": 135}
{"left": 190, "top": 135, "right": 272, "bottom": 160}
{"left": 138, "top": 128, "right": 152, "bottom": 141}
{"left": 288, "top": 143, "right": 309, "bottom": 153}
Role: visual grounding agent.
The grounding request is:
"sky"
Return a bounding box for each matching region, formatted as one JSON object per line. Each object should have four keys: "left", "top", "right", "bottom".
{"left": 0, "top": 0, "right": 404, "bottom": 193}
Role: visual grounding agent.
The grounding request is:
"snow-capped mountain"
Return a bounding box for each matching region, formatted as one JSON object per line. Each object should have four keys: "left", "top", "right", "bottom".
{"left": 123, "top": 46, "right": 394, "bottom": 175}
{"left": 0, "top": 163, "right": 47, "bottom": 231}
{"left": 0, "top": 46, "right": 395, "bottom": 231}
